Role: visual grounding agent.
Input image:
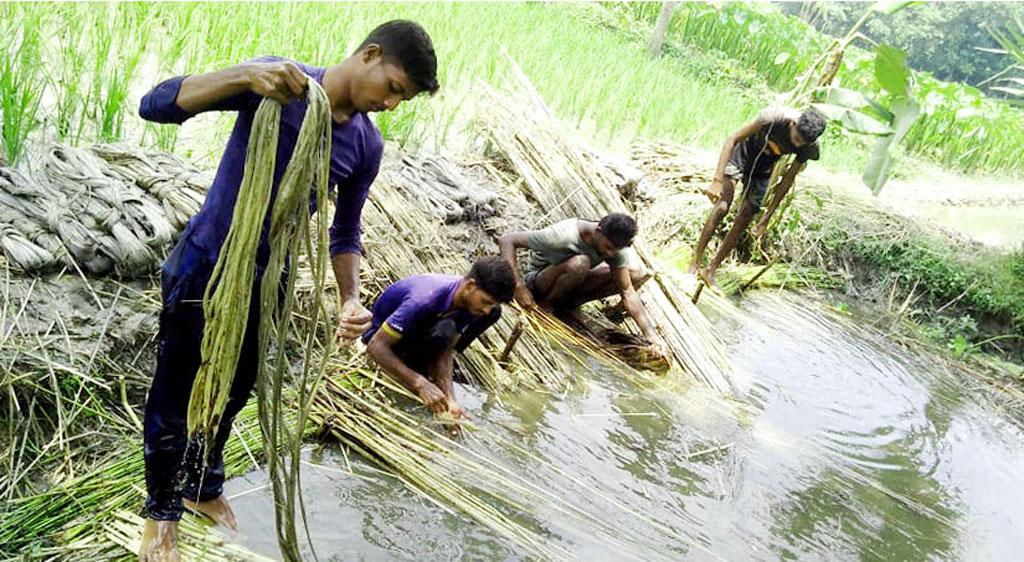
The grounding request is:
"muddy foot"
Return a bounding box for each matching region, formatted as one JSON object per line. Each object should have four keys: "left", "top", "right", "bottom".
{"left": 184, "top": 495, "right": 238, "bottom": 532}
{"left": 139, "top": 519, "right": 180, "bottom": 562}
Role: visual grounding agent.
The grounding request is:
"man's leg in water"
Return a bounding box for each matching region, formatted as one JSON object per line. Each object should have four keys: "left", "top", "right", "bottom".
{"left": 179, "top": 287, "right": 261, "bottom": 531}
{"left": 141, "top": 281, "right": 260, "bottom": 562}
{"left": 689, "top": 176, "right": 736, "bottom": 273}
{"left": 141, "top": 287, "right": 204, "bottom": 561}
{"left": 703, "top": 191, "right": 760, "bottom": 289}
{"left": 531, "top": 254, "right": 592, "bottom": 310}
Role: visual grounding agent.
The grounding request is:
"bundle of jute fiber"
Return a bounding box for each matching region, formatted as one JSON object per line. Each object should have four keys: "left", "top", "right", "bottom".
{"left": 0, "top": 166, "right": 76, "bottom": 271}
{"left": 475, "top": 61, "right": 733, "bottom": 394}
{"left": 0, "top": 209, "right": 55, "bottom": 271}
{"left": 186, "top": 79, "right": 332, "bottom": 562}
{"left": 91, "top": 143, "right": 208, "bottom": 230}
{"left": 31, "top": 144, "right": 174, "bottom": 275}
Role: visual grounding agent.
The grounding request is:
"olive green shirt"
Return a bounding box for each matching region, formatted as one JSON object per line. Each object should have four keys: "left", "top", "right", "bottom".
{"left": 525, "top": 219, "right": 639, "bottom": 273}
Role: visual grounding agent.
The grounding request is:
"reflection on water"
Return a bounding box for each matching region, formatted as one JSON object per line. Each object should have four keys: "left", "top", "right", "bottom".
{"left": 227, "top": 292, "right": 1024, "bottom": 561}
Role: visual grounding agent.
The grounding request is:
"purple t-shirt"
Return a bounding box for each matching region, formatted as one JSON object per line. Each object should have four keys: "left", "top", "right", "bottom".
{"left": 139, "top": 56, "right": 382, "bottom": 300}
{"left": 363, "top": 274, "right": 482, "bottom": 344}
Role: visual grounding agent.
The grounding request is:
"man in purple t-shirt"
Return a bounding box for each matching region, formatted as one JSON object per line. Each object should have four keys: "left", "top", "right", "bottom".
{"left": 364, "top": 257, "right": 515, "bottom": 420}
{"left": 137, "top": 21, "right": 438, "bottom": 562}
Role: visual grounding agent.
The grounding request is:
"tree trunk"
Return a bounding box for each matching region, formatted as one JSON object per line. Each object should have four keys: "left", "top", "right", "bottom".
{"left": 648, "top": 2, "right": 678, "bottom": 57}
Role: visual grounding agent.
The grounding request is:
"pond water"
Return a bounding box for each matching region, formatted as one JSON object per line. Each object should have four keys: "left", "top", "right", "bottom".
{"left": 227, "top": 291, "right": 1024, "bottom": 561}
{"left": 910, "top": 204, "right": 1024, "bottom": 249}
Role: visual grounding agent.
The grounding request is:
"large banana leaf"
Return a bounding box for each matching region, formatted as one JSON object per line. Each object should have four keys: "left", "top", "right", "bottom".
{"left": 863, "top": 95, "right": 919, "bottom": 194}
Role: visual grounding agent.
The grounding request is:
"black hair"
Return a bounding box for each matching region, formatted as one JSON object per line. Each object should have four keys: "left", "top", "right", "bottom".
{"left": 598, "top": 213, "right": 638, "bottom": 248}
{"left": 467, "top": 256, "right": 515, "bottom": 303}
{"left": 797, "top": 108, "right": 827, "bottom": 143}
{"left": 357, "top": 20, "right": 439, "bottom": 95}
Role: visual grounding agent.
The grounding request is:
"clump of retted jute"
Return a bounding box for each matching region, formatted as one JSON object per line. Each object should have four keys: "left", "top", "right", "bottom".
{"left": 187, "top": 79, "right": 333, "bottom": 562}
{"left": 0, "top": 142, "right": 193, "bottom": 276}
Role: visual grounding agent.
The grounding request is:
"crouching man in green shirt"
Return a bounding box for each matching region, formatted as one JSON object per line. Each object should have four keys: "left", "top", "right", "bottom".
{"left": 499, "top": 214, "right": 667, "bottom": 356}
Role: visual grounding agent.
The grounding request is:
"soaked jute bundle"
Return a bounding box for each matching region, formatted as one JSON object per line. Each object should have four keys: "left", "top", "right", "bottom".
{"left": 187, "top": 81, "right": 333, "bottom": 562}
{"left": 37, "top": 145, "right": 174, "bottom": 275}
{"left": 0, "top": 142, "right": 206, "bottom": 275}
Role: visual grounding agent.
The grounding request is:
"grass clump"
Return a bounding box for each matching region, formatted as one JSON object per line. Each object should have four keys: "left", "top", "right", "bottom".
{"left": 786, "top": 186, "right": 1024, "bottom": 358}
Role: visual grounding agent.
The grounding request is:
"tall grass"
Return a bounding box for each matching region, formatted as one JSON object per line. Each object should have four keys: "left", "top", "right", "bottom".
{"left": 0, "top": 5, "right": 45, "bottom": 165}
{"left": 613, "top": 2, "right": 1024, "bottom": 178}
{"left": 0, "top": 2, "right": 763, "bottom": 159}
{"left": 3, "top": 2, "right": 1022, "bottom": 177}
{"left": 49, "top": 4, "right": 89, "bottom": 143}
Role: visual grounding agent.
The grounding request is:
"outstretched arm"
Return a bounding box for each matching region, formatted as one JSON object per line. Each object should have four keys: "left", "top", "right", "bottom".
{"left": 753, "top": 160, "right": 804, "bottom": 237}
{"left": 613, "top": 268, "right": 659, "bottom": 344}
{"left": 498, "top": 231, "right": 538, "bottom": 309}
{"left": 139, "top": 59, "right": 308, "bottom": 123}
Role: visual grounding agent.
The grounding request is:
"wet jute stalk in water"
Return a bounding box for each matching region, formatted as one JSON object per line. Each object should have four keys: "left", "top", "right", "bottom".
{"left": 187, "top": 80, "right": 333, "bottom": 562}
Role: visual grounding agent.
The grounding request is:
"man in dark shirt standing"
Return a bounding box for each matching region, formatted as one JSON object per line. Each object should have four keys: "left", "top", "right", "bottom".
{"left": 137, "top": 21, "right": 438, "bottom": 562}
{"left": 689, "top": 107, "right": 827, "bottom": 290}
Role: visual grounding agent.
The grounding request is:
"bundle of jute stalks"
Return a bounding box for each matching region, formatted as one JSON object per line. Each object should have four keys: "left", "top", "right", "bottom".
{"left": 474, "top": 61, "right": 733, "bottom": 394}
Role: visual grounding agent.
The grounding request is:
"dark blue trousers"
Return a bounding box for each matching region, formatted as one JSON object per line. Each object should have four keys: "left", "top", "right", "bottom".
{"left": 143, "top": 258, "right": 262, "bottom": 521}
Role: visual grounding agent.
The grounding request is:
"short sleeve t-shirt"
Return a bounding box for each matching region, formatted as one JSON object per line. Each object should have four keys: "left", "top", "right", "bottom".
{"left": 525, "top": 219, "right": 639, "bottom": 273}
{"left": 729, "top": 107, "right": 821, "bottom": 179}
{"left": 362, "top": 274, "right": 480, "bottom": 343}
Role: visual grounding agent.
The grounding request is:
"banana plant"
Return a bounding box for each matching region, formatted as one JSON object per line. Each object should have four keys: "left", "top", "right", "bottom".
{"left": 809, "top": 43, "right": 918, "bottom": 194}
{"left": 862, "top": 45, "right": 919, "bottom": 193}
{"left": 987, "top": 15, "right": 1024, "bottom": 98}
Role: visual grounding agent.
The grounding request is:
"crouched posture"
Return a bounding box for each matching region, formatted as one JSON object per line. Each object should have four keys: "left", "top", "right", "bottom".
{"left": 364, "top": 257, "right": 515, "bottom": 417}
{"left": 690, "top": 107, "right": 827, "bottom": 289}
{"left": 499, "top": 213, "right": 666, "bottom": 355}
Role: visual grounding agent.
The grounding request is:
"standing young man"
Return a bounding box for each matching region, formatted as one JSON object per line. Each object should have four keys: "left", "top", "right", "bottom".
{"left": 363, "top": 256, "right": 515, "bottom": 419}
{"left": 689, "top": 107, "right": 827, "bottom": 289}
{"left": 499, "top": 214, "right": 666, "bottom": 356}
{"left": 137, "top": 21, "right": 438, "bottom": 562}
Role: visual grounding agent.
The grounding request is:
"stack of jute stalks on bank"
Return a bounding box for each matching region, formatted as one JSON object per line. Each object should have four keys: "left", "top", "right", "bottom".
{"left": 473, "top": 61, "right": 733, "bottom": 394}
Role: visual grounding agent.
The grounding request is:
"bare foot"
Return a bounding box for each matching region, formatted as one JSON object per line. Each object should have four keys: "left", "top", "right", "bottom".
{"left": 139, "top": 519, "right": 180, "bottom": 562}
{"left": 686, "top": 259, "right": 700, "bottom": 275}
{"left": 184, "top": 495, "right": 238, "bottom": 532}
{"left": 698, "top": 268, "right": 721, "bottom": 293}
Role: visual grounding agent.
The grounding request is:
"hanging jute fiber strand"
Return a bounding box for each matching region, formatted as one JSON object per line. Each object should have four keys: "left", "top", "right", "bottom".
{"left": 186, "top": 78, "right": 333, "bottom": 562}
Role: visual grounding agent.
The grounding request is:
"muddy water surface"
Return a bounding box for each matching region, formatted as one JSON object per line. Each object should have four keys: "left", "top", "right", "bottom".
{"left": 227, "top": 292, "right": 1024, "bottom": 561}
